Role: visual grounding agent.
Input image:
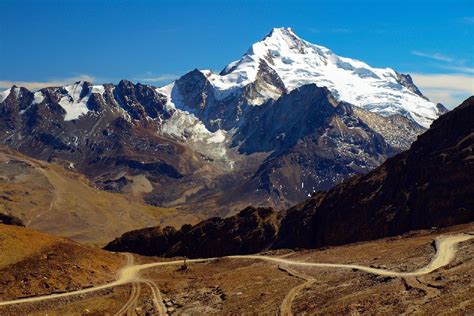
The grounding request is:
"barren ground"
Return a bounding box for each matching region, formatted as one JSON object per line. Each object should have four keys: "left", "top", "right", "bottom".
{"left": 0, "top": 145, "right": 201, "bottom": 246}
{"left": 0, "top": 222, "right": 473, "bottom": 315}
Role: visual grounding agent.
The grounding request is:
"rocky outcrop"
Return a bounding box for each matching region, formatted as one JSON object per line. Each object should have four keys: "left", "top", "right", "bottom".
{"left": 105, "top": 206, "right": 279, "bottom": 258}
{"left": 233, "top": 84, "right": 339, "bottom": 153}
{"left": 0, "top": 213, "right": 25, "bottom": 227}
{"left": 172, "top": 69, "right": 251, "bottom": 131}
{"left": 241, "top": 59, "right": 287, "bottom": 105}
{"left": 395, "top": 73, "right": 428, "bottom": 100}
{"left": 436, "top": 103, "right": 449, "bottom": 116}
{"left": 114, "top": 80, "right": 169, "bottom": 120}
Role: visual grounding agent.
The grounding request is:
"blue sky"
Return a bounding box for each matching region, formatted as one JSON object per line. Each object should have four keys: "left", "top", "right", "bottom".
{"left": 1, "top": 0, "right": 473, "bottom": 106}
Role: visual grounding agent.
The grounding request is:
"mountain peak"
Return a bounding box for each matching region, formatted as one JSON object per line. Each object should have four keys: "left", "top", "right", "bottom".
{"left": 265, "top": 27, "right": 297, "bottom": 39}
{"left": 198, "top": 28, "right": 440, "bottom": 127}
{"left": 256, "top": 27, "right": 310, "bottom": 56}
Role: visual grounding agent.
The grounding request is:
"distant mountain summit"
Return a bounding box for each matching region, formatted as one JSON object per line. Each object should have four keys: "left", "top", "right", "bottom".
{"left": 160, "top": 27, "right": 442, "bottom": 129}
{"left": 0, "top": 28, "right": 444, "bottom": 228}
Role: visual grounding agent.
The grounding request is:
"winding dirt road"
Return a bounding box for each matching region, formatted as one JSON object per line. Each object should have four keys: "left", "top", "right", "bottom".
{"left": 0, "top": 233, "right": 472, "bottom": 314}
{"left": 114, "top": 254, "right": 140, "bottom": 316}
{"left": 229, "top": 234, "right": 473, "bottom": 277}
{"left": 113, "top": 253, "right": 167, "bottom": 315}
{"left": 278, "top": 265, "right": 317, "bottom": 315}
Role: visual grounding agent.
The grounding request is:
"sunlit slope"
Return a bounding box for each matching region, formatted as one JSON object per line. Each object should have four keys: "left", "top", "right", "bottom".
{"left": 0, "top": 145, "right": 198, "bottom": 246}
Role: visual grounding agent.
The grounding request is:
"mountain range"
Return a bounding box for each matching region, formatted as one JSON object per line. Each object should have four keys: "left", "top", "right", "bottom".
{"left": 105, "top": 96, "right": 474, "bottom": 258}
{"left": 0, "top": 28, "right": 445, "bottom": 239}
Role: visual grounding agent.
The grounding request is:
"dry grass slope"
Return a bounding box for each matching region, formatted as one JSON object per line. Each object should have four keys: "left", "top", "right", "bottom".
{"left": 0, "top": 145, "right": 200, "bottom": 246}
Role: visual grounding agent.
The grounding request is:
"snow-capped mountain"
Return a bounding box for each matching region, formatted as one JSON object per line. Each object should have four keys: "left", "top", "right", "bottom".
{"left": 161, "top": 27, "right": 443, "bottom": 128}
{"left": 0, "top": 27, "right": 445, "bottom": 216}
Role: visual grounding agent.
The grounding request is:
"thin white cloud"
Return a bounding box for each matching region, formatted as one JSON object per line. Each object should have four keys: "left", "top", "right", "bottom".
{"left": 135, "top": 74, "right": 179, "bottom": 83}
{"left": 411, "top": 51, "right": 453, "bottom": 63}
{"left": 420, "top": 89, "right": 469, "bottom": 107}
{"left": 439, "top": 65, "right": 474, "bottom": 74}
{"left": 0, "top": 75, "right": 95, "bottom": 90}
{"left": 411, "top": 73, "right": 474, "bottom": 92}
{"left": 411, "top": 73, "right": 474, "bottom": 107}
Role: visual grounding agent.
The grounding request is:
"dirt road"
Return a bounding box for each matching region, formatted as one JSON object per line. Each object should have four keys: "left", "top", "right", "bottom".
{"left": 0, "top": 233, "right": 471, "bottom": 314}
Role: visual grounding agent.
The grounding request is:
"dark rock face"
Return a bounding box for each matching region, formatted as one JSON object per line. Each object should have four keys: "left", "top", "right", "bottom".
{"left": 171, "top": 69, "right": 240, "bottom": 131}
{"left": 173, "top": 69, "right": 241, "bottom": 131}
{"left": 436, "top": 103, "right": 449, "bottom": 116}
{"left": 276, "top": 96, "right": 474, "bottom": 249}
{"left": 396, "top": 73, "right": 429, "bottom": 100}
{"left": 105, "top": 97, "right": 474, "bottom": 258}
{"left": 240, "top": 59, "right": 287, "bottom": 105}
{"left": 114, "top": 80, "right": 169, "bottom": 120}
{"left": 0, "top": 213, "right": 25, "bottom": 227}
{"left": 0, "top": 87, "right": 33, "bottom": 131}
{"left": 105, "top": 226, "right": 180, "bottom": 256}
{"left": 105, "top": 206, "right": 279, "bottom": 258}
{"left": 234, "top": 84, "right": 339, "bottom": 153}
{"left": 230, "top": 84, "right": 419, "bottom": 204}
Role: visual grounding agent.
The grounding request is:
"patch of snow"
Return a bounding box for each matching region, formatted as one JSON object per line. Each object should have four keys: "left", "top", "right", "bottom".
{"left": 157, "top": 85, "right": 231, "bottom": 162}
{"left": 160, "top": 108, "right": 226, "bottom": 144}
{"left": 157, "top": 84, "right": 225, "bottom": 144}
{"left": 91, "top": 85, "right": 105, "bottom": 95}
{"left": 14, "top": 87, "right": 21, "bottom": 98}
{"left": 206, "top": 129, "right": 226, "bottom": 144}
{"left": 58, "top": 82, "right": 91, "bottom": 121}
{"left": 32, "top": 91, "right": 44, "bottom": 105}
{"left": 160, "top": 108, "right": 229, "bottom": 160}
{"left": 157, "top": 82, "right": 180, "bottom": 111}
{"left": 0, "top": 88, "right": 11, "bottom": 103}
